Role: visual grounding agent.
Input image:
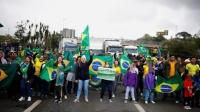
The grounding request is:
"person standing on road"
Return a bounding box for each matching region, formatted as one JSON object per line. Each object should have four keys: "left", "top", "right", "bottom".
{"left": 18, "top": 56, "right": 34, "bottom": 102}
{"left": 183, "top": 74, "right": 193, "bottom": 110}
{"left": 54, "top": 56, "right": 65, "bottom": 103}
{"left": 113, "top": 60, "right": 121, "bottom": 98}
{"left": 186, "top": 57, "right": 200, "bottom": 107}
{"left": 74, "top": 54, "right": 93, "bottom": 103}
{"left": 143, "top": 60, "right": 156, "bottom": 104}
{"left": 100, "top": 62, "right": 114, "bottom": 103}
{"left": 123, "top": 63, "right": 138, "bottom": 103}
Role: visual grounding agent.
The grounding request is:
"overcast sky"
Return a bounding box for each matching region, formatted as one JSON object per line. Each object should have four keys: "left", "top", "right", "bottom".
{"left": 0, "top": 0, "right": 200, "bottom": 39}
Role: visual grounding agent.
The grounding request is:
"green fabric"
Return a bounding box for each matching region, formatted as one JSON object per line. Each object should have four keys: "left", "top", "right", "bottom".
{"left": 155, "top": 72, "right": 183, "bottom": 93}
{"left": 20, "top": 63, "right": 29, "bottom": 79}
{"left": 120, "top": 53, "right": 131, "bottom": 74}
{"left": 81, "top": 25, "right": 89, "bottom": 51}
{"left": 137, "top": 44, "right": 150, "bottom": 58}
{"left": 97, "top": 67, "right": 115, "bottom": 81}
{"left": 0, "top": 64, "right": 18, "bottom": 89}
{"left": 89, "top": 55, "right": 113, "bottom": 76}
{"left": 40, "top": 59, "right": 56, "bottom": 82}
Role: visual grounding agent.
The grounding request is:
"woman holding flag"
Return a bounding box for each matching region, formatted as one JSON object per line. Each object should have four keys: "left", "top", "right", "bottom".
{"left": 18, "top": 56, "right": 34, "bottom": 102}
{"left": 74, "top": 54, "right": 93, "bottom": 103}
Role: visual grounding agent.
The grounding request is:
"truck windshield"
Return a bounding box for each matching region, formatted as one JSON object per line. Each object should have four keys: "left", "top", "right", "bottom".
{"left": 64, "top": 42, "right": 77, "bottom": 51}
{"left": 125, "top": 48, "right": 137, "bottom": 54}
{"left": 108, "top": 47, "right": 123, "bottom": 53}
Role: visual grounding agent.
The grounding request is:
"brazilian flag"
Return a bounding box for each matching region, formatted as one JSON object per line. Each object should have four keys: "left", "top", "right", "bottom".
{"left": 0, "top": 64, "right": 18, "bottom": 89}
{"left": 40, "top": 59, "right": 57, "bottom": 82}
{"left": 155, "top": 73, "right": 183, "bottom": 93}
{"left": 89, "top": 55, "right": 113, "bottom": 76}
{"left": 120, "top": 53, "right": 131, "bottom": 74}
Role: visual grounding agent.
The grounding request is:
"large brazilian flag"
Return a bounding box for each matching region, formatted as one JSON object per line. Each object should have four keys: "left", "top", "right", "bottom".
{"left": 155, "top": 73, "right": 183, "bottom": 93}
{"left": 89, "top": 55, "right": 113, "bottom": 76}
{"left": 81, "top": 25, "right": 89, "bottom": 51}
{"left": 0, "top": 64, "right": 18, "bottom": 89}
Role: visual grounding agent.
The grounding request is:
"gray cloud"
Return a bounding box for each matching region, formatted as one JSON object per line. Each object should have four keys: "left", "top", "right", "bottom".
{"left": 0, "top": 0, "right": 200, "bottom": 39}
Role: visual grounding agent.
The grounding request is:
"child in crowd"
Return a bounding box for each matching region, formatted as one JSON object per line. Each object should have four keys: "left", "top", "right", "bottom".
{"left": 123, "top": 63, "right": 138, "bottom": 103}
{"left": 184, "top": 74, "right": 193, "bottom": 110}
{"left": 100, "top": 62, "right": 114, "bottom": 103}
{"left": 54, "top": 56, "right": 65, "bottom": 103}
{"left": 143, "top": 61, "right": 156, "bottom": 104}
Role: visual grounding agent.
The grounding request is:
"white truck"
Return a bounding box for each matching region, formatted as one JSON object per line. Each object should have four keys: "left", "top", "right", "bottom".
{"left": 124, "top": 45, "right": 138, "bottom": 56}
{"left": 103, "top": 39, "right": 123, "bottom": 55}
{"left": 90, "top": 37, "right": 104, "bottom": 55}
{"left": 59, "top": 38, "right": 78, "bottom": 51}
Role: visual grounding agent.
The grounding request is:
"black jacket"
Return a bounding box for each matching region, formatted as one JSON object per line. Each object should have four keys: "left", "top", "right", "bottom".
{"left": 20, "top": 62, "right": 35, "bottom": 81}
{"left": 76, "top": 56, "right": 93, "bottom": 80}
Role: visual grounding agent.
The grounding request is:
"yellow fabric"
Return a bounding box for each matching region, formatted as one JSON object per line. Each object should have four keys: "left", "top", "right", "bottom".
{"left": 169, "top": 61, "right": 176, "bottom": 77}
{"left": 143, "top": 65, "right": 149, "bottom": 77}
{"left": 34, "top": 58, "right": 44, "bottom": 77}
{"left": 114, "top": 66, "right": 121, "bottom": 75}
{"left": 0, "top": 69, "right": 7, "bottom": 81}
{"left": 186, "top": 63, "right": 200, "bottom": 77}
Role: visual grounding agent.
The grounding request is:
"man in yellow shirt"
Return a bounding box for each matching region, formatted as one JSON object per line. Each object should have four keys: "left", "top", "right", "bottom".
{"left": 186, "top": 58, "right": 200, "bottom": 77}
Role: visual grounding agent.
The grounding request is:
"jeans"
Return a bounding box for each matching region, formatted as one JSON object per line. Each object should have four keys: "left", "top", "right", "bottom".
{"left": 113, "top": 75, "right": 121, "bottom": 94}
{"left": 125, "top": 86, "right": 135, "bottom": 100}
{"left": 144, "top": 89, "right": 154, "bottom": 102}
{"left": 76, "top": 80, "right": 89, "bottom": 99}
{"left": 20, "top": 78, "right": 32, "bottom": 97}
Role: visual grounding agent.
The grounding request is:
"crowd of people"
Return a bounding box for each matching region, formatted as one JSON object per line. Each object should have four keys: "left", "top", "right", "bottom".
{"left": 0, "top": 48, "right": 200, "bottom": 110}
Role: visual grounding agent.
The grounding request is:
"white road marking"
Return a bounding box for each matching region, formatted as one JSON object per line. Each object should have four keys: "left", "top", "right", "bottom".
{"left": 24, "top": 100, "right": 42, "bottom": 112}
{"left": 134, "top": 103, "right": 146, "bottom": 112}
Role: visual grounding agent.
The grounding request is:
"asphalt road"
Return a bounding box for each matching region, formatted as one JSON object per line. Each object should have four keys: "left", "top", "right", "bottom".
{"left": 33, "top": 87, "right": 200, "bottom": 112}
{"left": 1, "top": 86, "right": 200, "bottom": 112}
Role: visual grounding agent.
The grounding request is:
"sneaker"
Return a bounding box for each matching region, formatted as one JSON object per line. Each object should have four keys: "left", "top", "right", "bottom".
{"left": 58, "top": 100, "right": 62, "bottom": 103}
{"left": 124, "top": 100, "right": 128, "bottom": 103}
{"left": 18, "top": 97, "right": 25, "bottom": 101}
{"left": 145, "top": 101, "right": 148, "bottom": 104}
{"left": 188, "top": 106, "right": 191, "bottom": 110}
{"left": 64, "top": 95, "right": 68, "bottom": 100}
{"left": 112, "top": 94, "right": 115, "bottom": 98}
{"left": 184, "top": 106, "right": 188, "bottom": 110}
{"left": 85, "top": 97, "right": 89, "bottom": 102}
{"left": 175, "top": 100, "right": 179, "bottom": 104}
{"left": 100, "top": 98, "right": 103, "bottom": 102}
{"left": 73, "top": 99, "right": 79, "bottom": 103}
{"left": 109, "top": 99, "right": 113, "bottom": 103}
{"left": 27, "top": 97, "right": 31, "bottom": 102}
{"left": 54, "top": 99, "right": 58, "bottom": 103}
{"left": 151, "top": 101, "right": 155, "bottom": 104}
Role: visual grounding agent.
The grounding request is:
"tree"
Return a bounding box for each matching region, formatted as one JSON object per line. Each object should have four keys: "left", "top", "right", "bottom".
{"left": 175, "top": 31, "right": 192, "bottom": 39}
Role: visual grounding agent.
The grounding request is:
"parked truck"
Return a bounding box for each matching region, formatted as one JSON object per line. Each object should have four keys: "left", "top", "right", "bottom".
{"left": 124, "top": 45, "right": 138, "bottom": 56}
{"left": 59, "top": 38, "right": 78, "bottom": 51}
{"left": 103, "top": 39, "right": 123, "bottom": 55}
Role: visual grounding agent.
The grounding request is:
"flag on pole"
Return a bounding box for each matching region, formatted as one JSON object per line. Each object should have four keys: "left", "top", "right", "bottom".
{"left": 120, "top": 53, "right": 131, "bottom": 74}
{"left": 81, "top": 25, "right": 89, "bottom": 51}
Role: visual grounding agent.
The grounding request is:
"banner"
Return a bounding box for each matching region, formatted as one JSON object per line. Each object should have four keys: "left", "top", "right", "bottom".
{"left": 155, "top": 73, "right": 183, "bottom": 93}
{"left": 0, "top": 64, "right": 18, "bottom": 89}
{"left": 89, "top": 55, "right": 113, "bottom": 75}
{"left": 97, "top": 67, "right": 115, "bottom": 81}
{"left": 137, "top": 44, "right": 150, "bottom": 58}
